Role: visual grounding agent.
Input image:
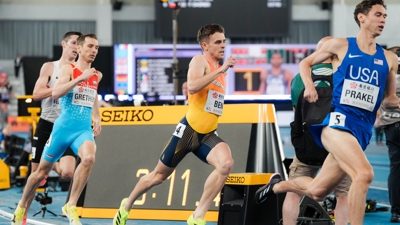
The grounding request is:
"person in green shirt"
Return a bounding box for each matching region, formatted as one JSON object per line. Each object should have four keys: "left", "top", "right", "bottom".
{"left": 291, "top": 63, "right": 332, "bottom": 108}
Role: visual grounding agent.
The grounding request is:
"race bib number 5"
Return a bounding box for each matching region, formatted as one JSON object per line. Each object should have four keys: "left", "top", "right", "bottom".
{"left": 328, "top": 112, "right": 346, "bottom": 127}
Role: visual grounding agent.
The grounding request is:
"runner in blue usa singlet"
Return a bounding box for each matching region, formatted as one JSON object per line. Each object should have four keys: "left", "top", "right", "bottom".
{"left": 311, "top": 37, "right": 389, "bottom": 151}
{"left": 42, "top": 64, "right": 98, "bottom": 162}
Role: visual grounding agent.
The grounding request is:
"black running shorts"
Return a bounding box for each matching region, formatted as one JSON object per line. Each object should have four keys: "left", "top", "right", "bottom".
{"left": 159, "top": 116, "right": 224, "bottom": 168}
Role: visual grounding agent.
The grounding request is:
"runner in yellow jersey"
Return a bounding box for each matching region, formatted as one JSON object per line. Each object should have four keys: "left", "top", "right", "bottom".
{"left": 113, "top": 23, "right": 236, "bottom": 225}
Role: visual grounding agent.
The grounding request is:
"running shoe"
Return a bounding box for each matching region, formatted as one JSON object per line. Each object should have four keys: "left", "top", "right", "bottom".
{"left": 11, "top": 205, "right": 25, "bottom": 225}
{"left": 62, "top": 203, "right": 81, "bottom": 225}
{"left": 113, "top": 198, "right": 129, "bottom": 225}
{"left": 187, "top": 214, "right": 206, "bottom": 225}
{"left": 254, "top": 173, "right": 282, "bottom": 204}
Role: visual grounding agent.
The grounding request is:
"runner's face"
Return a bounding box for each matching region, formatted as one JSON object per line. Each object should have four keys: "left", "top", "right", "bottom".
{"left": 362, "top": 4, "right": 387, "bottom": 37}
{"left": 205, "top": 32, "right": 226, "bottom": 61}
{"left": 64, "top": 35, "right": 79, "bottom": 60}
{"left": 78, "top": 37, "right": 99, "bottom": 63}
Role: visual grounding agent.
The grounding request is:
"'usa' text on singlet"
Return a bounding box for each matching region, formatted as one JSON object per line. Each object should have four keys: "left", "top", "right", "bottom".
{"left": 340, "top": 65, "right": 380, "bottom": 112}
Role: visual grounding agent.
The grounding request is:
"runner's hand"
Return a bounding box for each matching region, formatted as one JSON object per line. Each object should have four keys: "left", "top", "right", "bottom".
{"left": 80, "top": 68, "right": 97, "bottom": 81}
{"left": 92, "top": 118, "right": 102, "bottom": 137}
{"left": 221, "top": 56, "right": 236, "bottom": 73}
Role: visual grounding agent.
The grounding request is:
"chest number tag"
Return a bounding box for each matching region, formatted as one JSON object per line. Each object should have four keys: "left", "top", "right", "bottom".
{"left": 204, "top": 90, "right": 224, "bottom": 116}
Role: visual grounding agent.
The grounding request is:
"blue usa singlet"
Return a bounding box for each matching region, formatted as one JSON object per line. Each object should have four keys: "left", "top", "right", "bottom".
{"left": 311, "top": 37, "right": 389, "bottom": 150}
{"left": 332, "top": 38, "right": 388, "bottom": 122}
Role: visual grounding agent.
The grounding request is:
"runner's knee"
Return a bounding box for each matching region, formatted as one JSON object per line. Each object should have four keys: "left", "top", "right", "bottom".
{"left": 309, "top": 188, "right": 330, "bottom": 201}
{"left": 60, "top": 170, "right": 74, "bottom": 180}
{"left": 80, "top": 153, "right": 96, "bottom": 167}
{"left": 217, "top": 157, "right": 234, "bottom": 176}
{"left": 352, "top": 169, "right": 374, "bottom": 185}
{"left": 142, "top": 171, "right": 166, "bottom": 187}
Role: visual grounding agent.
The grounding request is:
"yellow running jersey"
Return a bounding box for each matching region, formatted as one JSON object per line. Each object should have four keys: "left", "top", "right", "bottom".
{"left": 186, "top": 61, "right": 226, "bottom": 133}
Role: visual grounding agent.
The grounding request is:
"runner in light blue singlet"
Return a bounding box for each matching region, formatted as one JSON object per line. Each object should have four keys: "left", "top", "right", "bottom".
{"left": 42, "top": 64, "right": 98, "bottom": 163}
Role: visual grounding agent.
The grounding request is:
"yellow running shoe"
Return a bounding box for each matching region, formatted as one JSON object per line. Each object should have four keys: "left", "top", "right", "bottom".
{"left": 113, "top": 198, "right": 130, "bottom": 225}
{"left": 187, "top": 214, "right": 206, "bottom": 225}
{"left": 62, "top": 203, "right": 82, "bottom": 225}
{"left": 11, "top": 205, "right": 25, "bottom": 225}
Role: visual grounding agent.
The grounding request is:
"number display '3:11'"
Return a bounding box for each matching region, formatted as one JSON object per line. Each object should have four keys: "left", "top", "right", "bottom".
{"left": 134, "top": 169, "right": 220, "bottom": 207}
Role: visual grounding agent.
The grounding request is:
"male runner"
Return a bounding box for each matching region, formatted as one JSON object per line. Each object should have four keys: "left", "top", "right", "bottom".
{"left": 21, "top": 31, "right": 82, "bottom": 225}
{"left": 255, "top": 1, "right": 399, "bottom": 224}
{"left": 284, "top": 36, "right": 350, "bottom": 225}
{"left": 113, "top": 23, "right": 236, "bottom": 225}
{"left": 31, "top": 31, "right": 82, "bottom": 180}
{"left": 12, "top": 33, "right": 102, "bottom": 225}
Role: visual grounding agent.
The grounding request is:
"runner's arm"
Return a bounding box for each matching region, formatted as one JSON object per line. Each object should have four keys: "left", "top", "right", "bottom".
{"left": 382, "top": 51, "right": 399, "bottom": 109}
{"left": 92, "top": 72, "right": 103, "bottom": 137}
{"left": 187, "top": 55, "right": 235, "bottom": 94}
{"left": 32, "top": 62, "right": 54, "bottom": 101}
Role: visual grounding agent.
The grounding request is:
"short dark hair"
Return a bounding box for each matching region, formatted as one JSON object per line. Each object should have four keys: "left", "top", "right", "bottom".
{"left": 197, "top": 24, "right": 225, "bottom": 45}
{"left": 62, "top": 31, "right": 83, "bottom": 42}
{"left": 354, "top": 0, "right": 386, "bottom": 27}
{"left": 77, "top": 33, "right": 98, "bottom": 46}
